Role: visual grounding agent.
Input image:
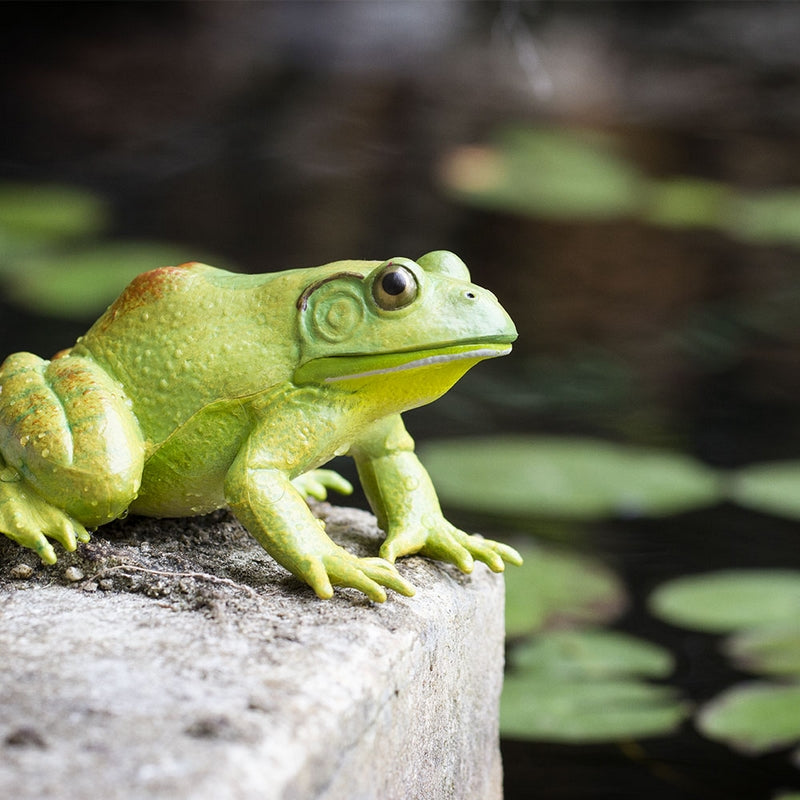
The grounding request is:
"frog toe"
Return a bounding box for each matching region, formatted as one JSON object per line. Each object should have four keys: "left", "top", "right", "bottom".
{"left": 358, "top": 557, "right": 416, "bottom": 598}
{"left": 458, "top": 534, "right": 525, "bottom": 573}
{"left": 0, "top": 480, "right": 90, "bottom": 562}
{"left": 492, "top": 540, "right": 524, "bottom": 568}
{"left": 34, "top": 536, "right": 57, "bottom": 565}
{"left": 48, "top": 517, "right": 89, "bottom": 553}
{"left": 301, "top": 559, "right": 335, "bottom": 600}
{"left": 341, "top": 570, "right": 387, "bottom": 603}
{"left": 6, "top": 523, "right": 58, "bottom": 564}
{"left": 75, "top": 524, "right": 91, "bottom": 544}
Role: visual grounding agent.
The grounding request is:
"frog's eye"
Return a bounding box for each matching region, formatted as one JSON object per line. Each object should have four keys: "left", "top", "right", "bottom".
{"left": 372, "top": 264, "right": 418, "bottom": 310}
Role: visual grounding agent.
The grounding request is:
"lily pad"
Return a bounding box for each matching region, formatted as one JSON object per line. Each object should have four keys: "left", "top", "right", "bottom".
{"left": 501, "top": 675, "right": 686, "bottom": 742}
{"left": 7, "top": 242, "right": 210, "bottom": 318}
{"left": 729, "top": 461, "right": 800, "bottom": 520}
{"left": 726, "top": 622, "right": 800, "bottom": 677}
{"left": 0, "top": 182, "right": 108, "bottom": 252}
{"left": 502, "top": 629, "right": 685, "bottom": 742}
{"left": 732, "top": 190, "right": 800, "bottom": 246}
{"left": 645, "top": 177, "right": 731, "bottom": 230}
{"left": 504, "top": 547, "right": 626, "bottom": 637}
{"left": 698, "top": 682, "right": 800, "bottom": 754}
{"left": 440, "top": 127, "right": 644, "bottom": 221}
{"left": 512, "top": 629, "right": 674, "bottom": 679}
{"left": 420, "top": 436, "right": 722, "bottom": 521}
{"left": 649, "top": 571, "right": 800, "bottom": 633}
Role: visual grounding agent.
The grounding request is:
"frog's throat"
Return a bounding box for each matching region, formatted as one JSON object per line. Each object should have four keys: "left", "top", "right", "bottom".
{"left": 294, "top": 342, "right": 511, "bottom": 385}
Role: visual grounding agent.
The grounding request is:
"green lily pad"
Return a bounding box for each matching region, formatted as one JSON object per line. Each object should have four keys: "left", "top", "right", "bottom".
{"left": 501, "top": 674, "right": 685, "bottom": 743}
{"left": 420, "top": 436, "right": 722, "bottom": 521}
{"left": 513, "top": 629, "right": 674, "bottom": 679}
{"left": 698, "top": 682, "right": 800, "bottom": 754}
{"left": 0, "top": 182, "right": 108, "bottom": 252}
{"left": 732, "top": 190, "right": 800, "bottom": 246}
{"left": 504, "top": 547, "right": 626, "bottom": 637}
{"left": 645, "top": 177, "right": 732, "bottom": 230}
{"left": 7, "top": 241, "right": 211, "bottom": 318}
{"left": 501, "top": 628, "right": 685, "bottom": 742}
{"left": 649, "top": 571, "right": 800, "bottom": 633}
{"left": 441, "top": 125, "right": 800, "bottom": 253}
{"left": 726, "top": 622, "right": 800, "bottom": 677}
{"left": 441, "top": 127, "right": 644, "bottom": 221}
{"left": 729, "top": 461, "right": 800, "bottom": 520}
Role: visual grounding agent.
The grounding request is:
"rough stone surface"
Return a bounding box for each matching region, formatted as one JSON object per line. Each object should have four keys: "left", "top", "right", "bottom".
{"left": 0, "top": 503, "right": 505, "bottom": 800}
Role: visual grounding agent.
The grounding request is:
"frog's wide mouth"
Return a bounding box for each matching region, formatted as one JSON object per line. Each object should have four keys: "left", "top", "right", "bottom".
{"left": 295, "top": 341, "right": 513, "bottom": 385}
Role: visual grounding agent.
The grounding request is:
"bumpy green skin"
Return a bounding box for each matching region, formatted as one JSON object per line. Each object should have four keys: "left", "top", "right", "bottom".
{"left": 0, "top": 251, "right": 522, "bottom": 601}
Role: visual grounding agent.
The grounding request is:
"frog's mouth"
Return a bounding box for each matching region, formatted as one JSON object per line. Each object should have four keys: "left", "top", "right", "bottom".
{"left": 294, "top": 341, "right": 512, "bottom": 385}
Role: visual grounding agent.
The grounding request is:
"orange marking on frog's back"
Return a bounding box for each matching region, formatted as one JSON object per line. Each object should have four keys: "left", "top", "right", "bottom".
{"left": 99, "top": 263, "right": 201, "bottom": 329}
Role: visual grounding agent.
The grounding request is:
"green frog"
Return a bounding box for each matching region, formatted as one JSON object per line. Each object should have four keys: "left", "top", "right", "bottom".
{"left": 0, "top": 251, "right": 521, "bottom": 601}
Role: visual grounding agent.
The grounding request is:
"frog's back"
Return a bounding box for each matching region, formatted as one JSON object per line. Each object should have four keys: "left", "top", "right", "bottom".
{"left": 71, "top": 262, "right": 312, "bottom": 447}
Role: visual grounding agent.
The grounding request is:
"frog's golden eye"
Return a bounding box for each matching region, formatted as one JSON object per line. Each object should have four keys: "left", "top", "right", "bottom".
{"left": 372, "top": 264, "right": 418, "bottom": 311}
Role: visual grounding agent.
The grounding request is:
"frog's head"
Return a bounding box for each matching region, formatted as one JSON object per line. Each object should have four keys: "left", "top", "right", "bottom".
{"left": 293, "top": 251, "right": 517, "bottom": 406}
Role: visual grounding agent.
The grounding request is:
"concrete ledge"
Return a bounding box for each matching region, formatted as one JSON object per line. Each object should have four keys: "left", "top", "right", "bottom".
{"left": 0, "top": 503, "right": 505, "bottom": 800}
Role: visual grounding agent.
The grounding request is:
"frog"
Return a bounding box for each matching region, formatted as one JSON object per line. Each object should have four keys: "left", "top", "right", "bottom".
{"left": 0, "top": 250, "right": 522, "bottom": 601}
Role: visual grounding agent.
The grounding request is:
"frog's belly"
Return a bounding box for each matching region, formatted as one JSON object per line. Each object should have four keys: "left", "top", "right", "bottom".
{"left": 129, "top": 404, "right": 251, "bottom": 517}
{"left": 130, "top": 446, "right": 233, "bottom": 517}
{"left": 130, "top": 461, "right": 229, "bottom": 517}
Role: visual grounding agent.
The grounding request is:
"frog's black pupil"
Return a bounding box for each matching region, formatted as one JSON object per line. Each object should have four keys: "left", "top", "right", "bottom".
{"left": 382, "top": 270, "right": 407, "bottom": 296}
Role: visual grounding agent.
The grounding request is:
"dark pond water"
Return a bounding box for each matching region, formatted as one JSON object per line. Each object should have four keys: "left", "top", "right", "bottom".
{"left": 2, "top": 3, "right": 800, "bottom": 798}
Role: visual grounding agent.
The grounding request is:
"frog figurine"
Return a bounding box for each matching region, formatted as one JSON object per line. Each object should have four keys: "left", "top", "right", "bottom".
{"left": 0, "top": 251, "right": 522, "bottom": 601}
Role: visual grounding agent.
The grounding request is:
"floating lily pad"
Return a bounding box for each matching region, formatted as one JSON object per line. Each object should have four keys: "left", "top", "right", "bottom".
{"left": 420, "top": 436, "right": 722, "bottom": 521}
{"left": 729, "top": 462, "right": 800, "bottom": 520}
{"left": 726, "top": 622, "right": 800, "bottom": 677}
{"left": 501, "top": 629, "right": 685, "bottom": 742}
{"left": 0, "top": 182, "right": 108, "bottom": 252}
{"left": 8, "top": 242, "right": 211, "bottom": 318}
{"left": 440, "top": 127, "right": 644, "bottom": 221}
{"left": 501, "top": 675, "right": 686, "bottom": 742}
{"left": 512, "top": 629, "right": 674, "bottom": 679}
{"left": 504, "top": 547, "right": 626, "bottom": 637}
{"left": 442, "top": 125, "right": 800, "bottom": 253}
{"left": 649, "top": 571, "right": 800, "bottom": 633}
{"left": 732, "top": 190, "right": 800, "bottom": 246}
{"left": 698, "top": 682, "right": 800, "bottom": 754}
{"left": 645, "top": 177, "right": 731, "bottom": 230}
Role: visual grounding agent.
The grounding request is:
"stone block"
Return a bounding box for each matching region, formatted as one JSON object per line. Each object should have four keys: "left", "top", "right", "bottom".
{"left": 0, "top": 504, "right": 505, "bottom": 800}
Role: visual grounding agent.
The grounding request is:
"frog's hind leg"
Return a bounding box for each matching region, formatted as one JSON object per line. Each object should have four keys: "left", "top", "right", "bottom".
{"left": 0, "top": 351, "right": 145, "bottom": 563}
{"left": 0, "top": 457, "right": 89, "bottom": 564}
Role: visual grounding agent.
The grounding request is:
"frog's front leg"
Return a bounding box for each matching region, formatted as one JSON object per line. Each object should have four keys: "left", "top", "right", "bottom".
{"left": 225, "top": 430, "right": 414, "bottom": 602}
{"left": 351, "top": 415, "right": 523, "bottom": 573}
{"left": 0, "top": 352, "right": 145, "bottom": 563}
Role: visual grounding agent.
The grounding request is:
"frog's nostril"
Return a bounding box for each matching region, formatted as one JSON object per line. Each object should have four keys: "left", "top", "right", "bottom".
{"left": 465, "top": 291, "right": 476, "bottom": 300}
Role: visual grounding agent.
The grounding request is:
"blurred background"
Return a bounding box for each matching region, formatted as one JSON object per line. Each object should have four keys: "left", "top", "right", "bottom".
{"left": 2, "top": 2, "right": 800, "bottom": 798}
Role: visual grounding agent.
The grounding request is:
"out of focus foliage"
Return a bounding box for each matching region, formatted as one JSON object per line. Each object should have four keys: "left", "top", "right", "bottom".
{"left": 441, "top": 126, "right": 800, "bottom": 246}
{"left": 0, "top": 182, "right": 225, "bottom": 318}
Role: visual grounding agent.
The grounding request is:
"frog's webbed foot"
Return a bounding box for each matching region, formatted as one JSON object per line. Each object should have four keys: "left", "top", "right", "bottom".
{"left": 292, "top": 469, "right": 353, "bottom": 501}
{"left": 380, "top": 518, "right": 522, "bottom": 575}
{"left": 0, "top": 474, "right": 90, "bottom": 564}
{"left": 299, "top": 543, "right": 416, "bottom": 602}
